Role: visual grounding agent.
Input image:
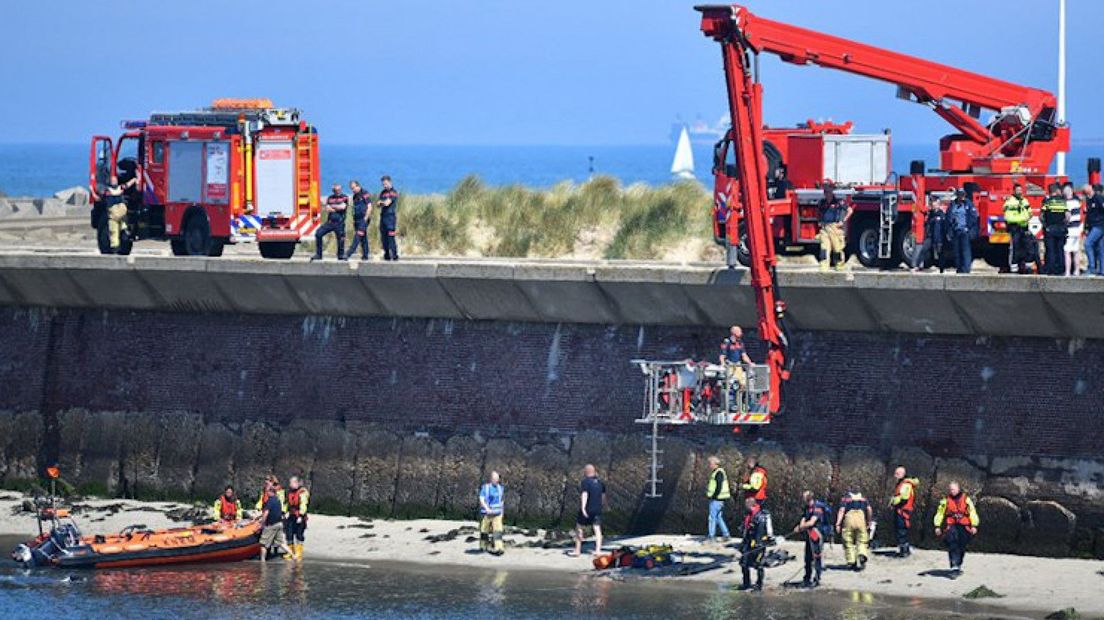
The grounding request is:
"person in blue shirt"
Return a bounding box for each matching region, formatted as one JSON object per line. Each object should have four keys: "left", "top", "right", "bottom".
{"left": 792, "top": 490, "right": 831, "bottom": 588}
{"left": 344, "top": 180, "right": 373, "bottom": 260}
{"left": 478, "top": 471, "right": 505, "bottom": 555}
{"left": 946, "top": 188, "right": 979, "bottom": 274}
{"left": 259, "top": 480, "right": 295, "bottom": 562}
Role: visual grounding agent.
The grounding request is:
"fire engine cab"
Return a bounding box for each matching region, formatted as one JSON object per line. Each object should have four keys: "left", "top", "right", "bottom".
{"left": 89, "top": 99, "right": 321, "bottom": 259}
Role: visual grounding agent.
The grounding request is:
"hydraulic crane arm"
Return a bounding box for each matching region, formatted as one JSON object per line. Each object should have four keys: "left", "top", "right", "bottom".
{"left": 697, "top": 5, "right": 1066, "bottom": 171}
{"left": 697, "top": 6, "right": 791, "bottom": 416}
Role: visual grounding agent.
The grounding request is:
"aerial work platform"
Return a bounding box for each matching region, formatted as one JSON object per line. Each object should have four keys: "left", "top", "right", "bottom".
{"left": 633, "top": 359, "right": 772, "bottom": 497}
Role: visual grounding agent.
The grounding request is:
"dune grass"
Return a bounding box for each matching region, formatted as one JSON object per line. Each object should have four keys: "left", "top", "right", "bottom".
{"left": 394, "top": 175, "right": 717, "bottom": 260}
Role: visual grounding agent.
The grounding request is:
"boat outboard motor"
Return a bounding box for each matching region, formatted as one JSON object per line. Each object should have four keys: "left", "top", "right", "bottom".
{"left": 11, "top": 544, "right": 33, "bottom": 567}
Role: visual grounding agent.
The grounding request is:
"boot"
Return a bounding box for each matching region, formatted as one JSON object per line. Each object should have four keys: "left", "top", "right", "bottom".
{"left": 295, "top": 543, "right": 303, "bottom": 560}
{"left": 755, "top": 568, "right": 764, "bottom": 591}
{"left": 833, "top": 252, "right": 847, "bottom": 271}
{"left": 818, "top": 251, "right": 830, "bottom": 272}
{"left": 739, "top": 566, "right": 753, "bottom": 590}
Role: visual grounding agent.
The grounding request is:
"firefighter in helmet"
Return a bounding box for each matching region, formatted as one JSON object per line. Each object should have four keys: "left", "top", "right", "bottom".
{"left": 211, "top": 485, "right": 243, "bottom": 522}
{"left": 816, "top": 181, "right": 852, "bottom": 271}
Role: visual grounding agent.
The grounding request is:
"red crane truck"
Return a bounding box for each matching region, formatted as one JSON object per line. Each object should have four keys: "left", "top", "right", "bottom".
{"left": 700, "top": 4, "right": 1101, "bottom": 270}
{"left": 88, "top": 99, "right": 321, "bottom": 259}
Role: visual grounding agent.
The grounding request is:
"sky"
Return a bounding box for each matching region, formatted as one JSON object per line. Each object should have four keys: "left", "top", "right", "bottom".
{"left": 3, "top": 0, "right": 1102, "bottom": 146}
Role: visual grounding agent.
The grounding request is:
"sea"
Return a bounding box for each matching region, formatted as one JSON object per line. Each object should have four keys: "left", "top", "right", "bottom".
{"left": 0, "top": 143, "right": 1098, "bottom": 198}
{"left": 0, "top": 548, "right": 1016, "bottom": 620}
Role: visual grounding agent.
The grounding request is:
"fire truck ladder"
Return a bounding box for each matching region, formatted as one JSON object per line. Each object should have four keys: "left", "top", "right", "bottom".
{"left": 878, "top": 172, "right": 900, "bottom": 259}
{"left": 296, "top": 135, "right": 314, "bottom": 208}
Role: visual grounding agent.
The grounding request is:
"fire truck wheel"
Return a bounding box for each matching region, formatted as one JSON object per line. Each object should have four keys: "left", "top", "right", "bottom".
{"left": 181, "top": 211, "right": 213, "bottom": 256}
{"left": 259, "top": 242, "right": 296, "bottom": 260}
{"left": 170, "top": 240, "right": 188, "bottom": 256}
{"left": 207, "top": 240, "right": 225, "bottom": 257}
{"left": 732, "top": 223, "right": 751, "bottom": 267}
{"left": 852, "top": 217, "right": 880, "bottom": 269}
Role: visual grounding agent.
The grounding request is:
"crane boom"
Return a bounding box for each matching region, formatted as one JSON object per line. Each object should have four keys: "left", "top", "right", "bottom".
{"left": 698, "top": 5, "right": 1068, "bottom": 174}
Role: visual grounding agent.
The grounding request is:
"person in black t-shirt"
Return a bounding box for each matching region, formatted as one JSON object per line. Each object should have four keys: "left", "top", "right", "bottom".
{"left": 571, "top": 464, "right": 606, "bottom": 557}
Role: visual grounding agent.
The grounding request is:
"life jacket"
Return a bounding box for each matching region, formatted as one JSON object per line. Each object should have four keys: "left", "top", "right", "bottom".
{"left": 894, "top": 478, "right": 917, "bottom": 513}
{"left": 218, "top": 496, "right": 238, "bottom": 521}
{"left": 287, "top": 487, "right": 306, "bottom": 517}
{"left": 943, "top": 492, "right": 972, "bottom": 526}
{"left": 745, "top": 466, "right": 767, "bottom": 502}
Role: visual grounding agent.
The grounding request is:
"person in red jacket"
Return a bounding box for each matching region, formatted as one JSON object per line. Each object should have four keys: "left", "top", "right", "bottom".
{"left": 889, "top": 466, "right": 919, "bottom": 557}
{"left": 934, "top": 481, "right": 980, "bottom": 575}
{"left": 741, "top": 456, "right": 768, "bottom": 506}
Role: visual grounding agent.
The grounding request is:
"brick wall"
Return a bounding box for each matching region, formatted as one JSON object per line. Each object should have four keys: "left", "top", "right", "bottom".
{"left": 2, "top": 306, "right": 1101, "bottom": 459}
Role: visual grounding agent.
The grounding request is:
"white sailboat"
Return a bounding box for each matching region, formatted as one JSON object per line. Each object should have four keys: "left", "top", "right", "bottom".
{"left": 670, "top": 126, "right": 695, "bottom": 180}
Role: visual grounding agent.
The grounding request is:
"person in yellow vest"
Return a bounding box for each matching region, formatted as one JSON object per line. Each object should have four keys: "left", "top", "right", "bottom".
{"left": 284, "top": 476, "right": 310, "bottom": 561}
{"left": 740, "top": 457, "right": 768, "bottom": 507}
{"left": 255, "top": 475, "right": 287, "bottom": 513}
{"left": 705, "top": 456, "right": 731, "bottom": 542}
{"left": 1003, "top": 183, "right": 1040, "bottom": 274}
{"left": 933, "top": 481, "right": 979, "bottom": 575}
{"left": 210, "top": 485, "right": 243, "bottom": 522}
{"left": 888, "top": 467, "right": 919, "bottom": 557}
{"left": 835, "top": 488, "right": 873, "bottom": 571}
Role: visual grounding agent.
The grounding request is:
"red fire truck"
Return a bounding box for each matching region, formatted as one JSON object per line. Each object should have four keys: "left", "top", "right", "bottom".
{"left": 88, "top": 99, "right": 321, "bottom": 259}
{"left": 702, "top": 5, "right": 1101, "bottom": 270}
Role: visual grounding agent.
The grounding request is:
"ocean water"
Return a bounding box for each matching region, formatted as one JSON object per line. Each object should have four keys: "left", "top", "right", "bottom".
{"left": 0, "top": 552, "right": 1011, "bottom": 620}
{"left": 0, "top": 143, "right": 1098, "bottom": 198}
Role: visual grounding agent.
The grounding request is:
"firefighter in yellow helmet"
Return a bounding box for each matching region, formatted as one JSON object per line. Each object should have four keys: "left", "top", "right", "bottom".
{"left": 285, "top": 476, "right": 310, "bottom": 561}
{"left": 835, "top": 488, "right": 873, "bottom": 571}
{"left": 211, "top": 485, "right": 243, "bottom": 522}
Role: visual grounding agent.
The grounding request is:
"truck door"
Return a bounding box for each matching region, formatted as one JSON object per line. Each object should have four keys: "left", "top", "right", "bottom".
{"left": 254, "top": 139, "right": 296, "bottom": 217}
{"left": 89, "top": 136, "right": 114, "bottom": 196}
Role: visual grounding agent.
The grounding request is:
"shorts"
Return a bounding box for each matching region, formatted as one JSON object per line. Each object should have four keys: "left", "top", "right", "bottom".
{"left": 576, "top": 512, "right": 602, "bottom": 527}
{"left": 260, "top": 522, "right": 287, "bottom": 548}
{"left": 1064, "top": 230, "right": 1082, "bottom": 253}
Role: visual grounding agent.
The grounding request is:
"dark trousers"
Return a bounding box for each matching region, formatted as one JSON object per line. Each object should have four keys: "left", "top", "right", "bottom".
{"left": 894, "top": 510, "right": 911, "bottom": 549}
{"left": 944, "top": 524, "right": 972, "bottom": 569}
{"left": 284, "top": 515, "right": 307, "bottom": 543}
{"left": 315, "top": 222, "right": 345, "bottom": 259}
{"left": 346, "top": 223, "right": 370, "bottom": 258}
{"left": 740, "top": 547, "right": 765, "bottom": 587}
{"left": 1044, "top": 230, "right": 1067, "bottom": 275}
{"left": 803, "top": 531, "right": 823, "bottom": 582}
{"left": 381, "top": 226, "right": 399, "bottom": 261}
{"left": 951, "top": 231, "right": 972, "bottom": 273}
{"left": 1008, "top": 225, "right": 1040, "bottom": 273}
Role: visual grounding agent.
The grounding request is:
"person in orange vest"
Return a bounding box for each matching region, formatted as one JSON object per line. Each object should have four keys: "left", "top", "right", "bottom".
{"left": 284, "top": 476, "right": 310, "bottom": 561}
{"left": 740, "top": 457, "right": 768, "bottom": 507}
{"left": 889, "top": 466, "right": 919, "bottom": 557}
{"left": 255, "top": 475, "right": 287, "bottom": 513}
{"left": 933, "top": 481, "right": 979, "bottom": 575}
{"left": 210, "top": 485, "right": 243, "bottom": 522}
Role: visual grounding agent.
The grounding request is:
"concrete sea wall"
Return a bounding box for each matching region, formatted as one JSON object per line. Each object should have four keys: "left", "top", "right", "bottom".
{"left": 1, "top": 305, "right": 1102, "bottom": 558}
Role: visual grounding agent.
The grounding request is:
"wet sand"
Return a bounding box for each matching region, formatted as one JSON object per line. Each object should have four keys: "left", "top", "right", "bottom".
{"left": 1, "top": 493, "right": 1100, "bottom": 617}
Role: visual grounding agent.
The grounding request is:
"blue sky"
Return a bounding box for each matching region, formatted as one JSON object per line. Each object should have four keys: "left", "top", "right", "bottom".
{"left": 3, "top": 1, "right": 1101, "bottom": 145}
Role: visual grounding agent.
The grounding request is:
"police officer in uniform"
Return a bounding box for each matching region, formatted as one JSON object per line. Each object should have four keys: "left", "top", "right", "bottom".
{"left": 738, "top": 496, "right": 770, "bottom": 591}
{"left": 378, "top": 175, "right": 400, "bottom": 261}
{"left": 934, "top": 481, "right": 979, "bottom": 575}
{"left": 947, "top": 188, "right": 979, "bottom": 274}
{"left": 1041, "top": 183, "right": 1070, "bottom": 275}
{"left": 792, "top": 490, "right": 830, "bottom": 588}
{"left": 889, "top": 467, "right": 919, "bottom": 557}
{"left": 284, "top": 476, "right": 310, "bottom": 561}
{"left": 835, "top": 488, "right": 872, "bottom": 571}
{"left": 345, "top": 180, "right": 373, "bottom": 260}
{"left": 313, "top": 183, "right": 349, "bottom": 261}
{"left": 1003, "top": 183, "right": 1040, "bottom": 274}
{"left": 816, "top": 182, "right": 852, "bottom": 271}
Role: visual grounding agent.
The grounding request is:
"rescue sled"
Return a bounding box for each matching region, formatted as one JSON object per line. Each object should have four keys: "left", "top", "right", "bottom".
{"left": 11, "top": 494, "right": 261, "bottom": 569}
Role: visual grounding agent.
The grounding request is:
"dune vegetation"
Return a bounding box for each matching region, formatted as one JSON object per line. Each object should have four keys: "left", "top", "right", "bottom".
{"left": 389, "top": 175, "right": 720, "bottom": 261}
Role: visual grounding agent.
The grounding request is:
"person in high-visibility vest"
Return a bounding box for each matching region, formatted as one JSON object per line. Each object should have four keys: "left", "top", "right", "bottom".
{"left": 704, "top": 456, "right": 731, "bottom": 542}
{"left": 835, "top": 489, "right": 873, "bottom": 571}
{"left": 478, "top": 471, "right": 505, "bottom": 555}
{"left": 740, "top": 457, "right": 768, "bottom": 506}
{"left": 210, "top": 485, "right": 243, "bottom": 522}
{"left": 933, "top": 481, "right": 979, "bottom": 575}
{"left": 889, "top": 467, "right": 919, "bottom": 557}
{"left": 284, "top": 476, "right": 310, "bottom": 561}
{"left": 1003, "top": 183, "right": 1040, "bottom": 274}
{"left": 255, "top": 475, "right": 287, "bottom": 513}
